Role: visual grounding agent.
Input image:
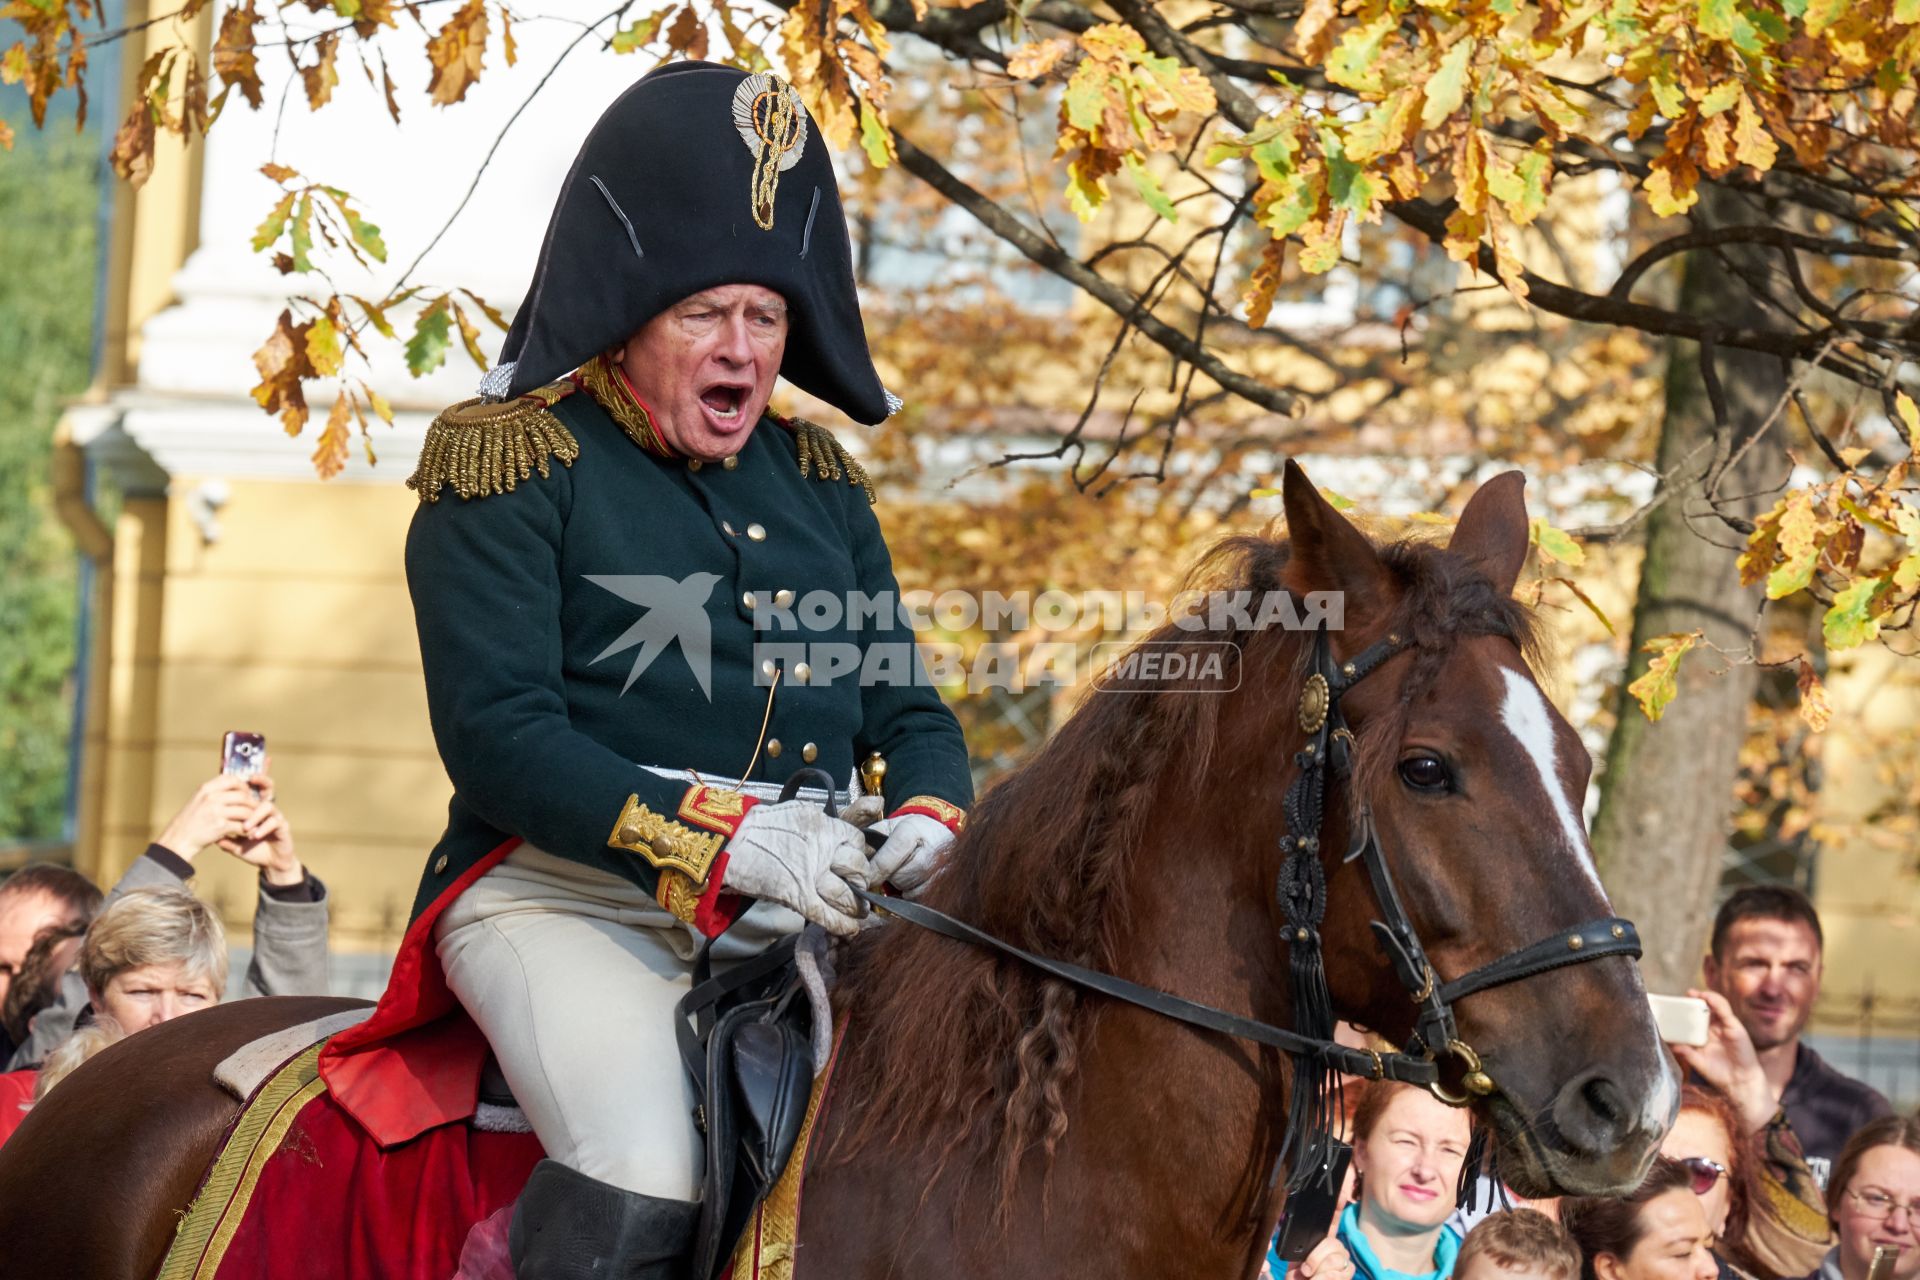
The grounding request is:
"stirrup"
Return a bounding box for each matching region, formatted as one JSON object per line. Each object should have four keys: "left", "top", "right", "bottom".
{"left": 509, "top": 1160, "right": 699, "bottom": 1280}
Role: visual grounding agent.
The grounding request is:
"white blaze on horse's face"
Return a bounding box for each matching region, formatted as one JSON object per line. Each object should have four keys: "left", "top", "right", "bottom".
{"left": 1495, "top": 665, "right": 1603, "bottom": 896}
{"left": 1495, "top": 663, "right": 1681, "bottom": 1133}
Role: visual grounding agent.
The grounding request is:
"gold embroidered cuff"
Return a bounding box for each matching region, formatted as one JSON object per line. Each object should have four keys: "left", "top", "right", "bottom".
{"left": 677, "top": 784, "right": 755, "bottom": 837}
{"left": 894, "top": 794, "right": 967, "bottom": 832}
{"left": 654, "top": 870, "right": 702, "bottom": 926}
{"left": 608, "top": 795, "right": 725, "bottom": 886}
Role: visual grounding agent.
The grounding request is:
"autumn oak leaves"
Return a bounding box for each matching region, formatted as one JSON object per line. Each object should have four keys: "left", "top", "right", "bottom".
{"left": 4, "top": 0, "right": 1919, "bottom": 712}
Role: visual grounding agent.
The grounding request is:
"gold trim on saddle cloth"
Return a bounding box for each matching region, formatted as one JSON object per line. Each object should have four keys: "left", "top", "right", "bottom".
{"left": 156, "top": 1041, "right": 331, "bottom": 1280}
{"left": 729, "top": 1016, "right": 847, "bottom": 1280}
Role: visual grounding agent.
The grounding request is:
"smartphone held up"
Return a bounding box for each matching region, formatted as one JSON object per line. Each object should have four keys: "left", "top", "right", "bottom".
{"left": 222, "top": 731, "right": 267, "bottom": 783}
{"left": 1648, "top": 993, "right": 1711, "bottom": 1047}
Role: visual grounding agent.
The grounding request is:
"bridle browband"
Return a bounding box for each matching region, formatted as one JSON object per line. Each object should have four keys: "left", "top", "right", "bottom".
{"left": 816, "top": 618, "right": 1642, "bottom": 1190}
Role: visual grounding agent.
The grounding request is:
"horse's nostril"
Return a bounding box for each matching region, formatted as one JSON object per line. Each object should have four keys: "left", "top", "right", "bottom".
{"left": 1553, "top": 1070, "right": 1637, "bottom": 1151}
{"left": 1582, "top": 1076, "right": 1627, "bottom": 1129}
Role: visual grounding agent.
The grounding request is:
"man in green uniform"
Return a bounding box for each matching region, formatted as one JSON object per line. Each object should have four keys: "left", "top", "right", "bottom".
{"left": 363, "top": 61, "right": 972, "bottom": 1279}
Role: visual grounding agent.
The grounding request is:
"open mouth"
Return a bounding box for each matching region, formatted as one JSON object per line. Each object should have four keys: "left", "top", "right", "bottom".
{"left": 699, "top": 383, "right": 751, "bottom": 423}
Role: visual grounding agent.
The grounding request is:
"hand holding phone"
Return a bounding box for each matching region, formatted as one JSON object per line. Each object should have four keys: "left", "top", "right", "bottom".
{"left": 1665, "top": 988, "right": 1778, "bottom": 1136}
{"left": 1274, "top": 1141, "right": 1353, "bottom": 1264}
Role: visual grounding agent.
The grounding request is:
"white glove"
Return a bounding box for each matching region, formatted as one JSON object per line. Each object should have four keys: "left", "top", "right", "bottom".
{"left": 839, "top": 794, "right": 886, "bottom": 830}
{"left": 869, "top": 813, "right": 955, "bottom": 897}
{"left": 719, "top": 802, "right": 872, "bottom": 937}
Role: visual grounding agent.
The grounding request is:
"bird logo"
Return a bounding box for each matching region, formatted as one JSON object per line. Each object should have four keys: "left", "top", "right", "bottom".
{"left": 583, "top": 572, "right": 724, "bottom": 699}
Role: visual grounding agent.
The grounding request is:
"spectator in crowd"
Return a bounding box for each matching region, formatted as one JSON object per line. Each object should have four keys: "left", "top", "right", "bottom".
{"left": 1270, "top": 1080, "right": 1472, "bottom": 1280}
{"left": 5, "top": 766, "right": 331, "bottom": 1073}
{"left": 1661, "top": 1082, "right": 1770, "bottom": 1280}
{"left": 78, "top": 887, "right": 229, "bottom": 1031}
{"left": 0, "top": 865, "right": 102, "bottom": 1060}
{"left": 0, "top": 879, "right": 309, "bottom": 1146}
{"left": 0, "top": 918, "right": 86, "bottom": 1052}
{"left": 1455, "top": 1210, "right": 1581, "bottom": 1280}
{"left": 1806, "top": 1116, "right": 1920, "bottom": 1280}
{"left": 1668, "top": 997, "right": 1835, "bottom": 1280}
{"left": 1562, "top": 1159, "right": 1720, "bottom": 1280}
{"left": 1700, "top": 887, "right": 1890, "bottom": 1175}
{"left": 30, "top": 1019, "right": 122, "bottom": 1102}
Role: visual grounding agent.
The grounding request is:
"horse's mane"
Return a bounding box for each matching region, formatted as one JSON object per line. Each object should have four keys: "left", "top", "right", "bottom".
{"left": 828, "top": 524, "right": 1543, "bottom": 1211}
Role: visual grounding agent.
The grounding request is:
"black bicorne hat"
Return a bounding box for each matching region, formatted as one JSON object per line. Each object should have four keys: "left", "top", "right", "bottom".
{"left": 487, "top": 61, "right": 895, "bottom": 424}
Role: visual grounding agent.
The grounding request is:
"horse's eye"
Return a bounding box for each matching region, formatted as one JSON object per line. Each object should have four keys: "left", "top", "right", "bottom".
{"left": 1398, "top": 754, "right": 1451, "bottom": 792}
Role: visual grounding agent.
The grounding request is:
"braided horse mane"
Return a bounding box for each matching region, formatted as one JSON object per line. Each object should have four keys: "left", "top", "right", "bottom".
{"left": 828, "top": 514, "right": 1542, "bottom": 1216}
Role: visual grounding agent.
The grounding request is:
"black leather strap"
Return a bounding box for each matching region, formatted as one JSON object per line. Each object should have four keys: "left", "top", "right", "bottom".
{"left": 859, "top": 889, "right": 1440, "bottom": 1085}
{"left": 1437, "top": 917, "right": 1641, "bottom": 1005}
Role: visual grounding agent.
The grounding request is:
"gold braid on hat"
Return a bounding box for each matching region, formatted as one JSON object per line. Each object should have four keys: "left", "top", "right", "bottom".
{"left": 734, "top": 74, "right": 805, "bottom": 231}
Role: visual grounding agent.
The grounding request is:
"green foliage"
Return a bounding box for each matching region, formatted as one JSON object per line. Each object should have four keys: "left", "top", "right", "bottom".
{"left": 0, "top": 126, "right": 96, "bottom": 841}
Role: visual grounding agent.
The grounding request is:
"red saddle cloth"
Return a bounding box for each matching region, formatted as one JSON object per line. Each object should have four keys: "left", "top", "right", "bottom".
{"left": 162, "top": 1028, "right": 842, "bottom": 1280}
{"left": 159, "top": 1041, "right": 542, "bottom": 1280}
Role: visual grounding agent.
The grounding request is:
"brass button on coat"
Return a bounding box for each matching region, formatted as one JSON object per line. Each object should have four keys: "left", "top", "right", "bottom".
{"left": 767, "top": 738, "right": 782, "bottom": 758}
{"left": 773, "top": 589, "right": 794, "bottom": 608}
{"left": 794, "top": 662, "right": 812, "bottom": 684}
{"left": 722, "top": 456, "right": 739, "bottom": 470}
{"left": 801, "top": 742, "right": 818, "bottom": 763}
{"left": 747, "top": 523, "right": 766, "bottom": 542}
{"left": 761, "top": 657, "right": 778, "bottom": 679}
{"left": 687, "top": 459, "right": 703, "bottom": 472}
{"left": 434, "top": 854, "right": 450, "bottom": 874}
{"left": 722, "top": 520, "right": 737, "bottom": 536}
{"left": 742, "top": 591, "right": 758, "bottom": 610}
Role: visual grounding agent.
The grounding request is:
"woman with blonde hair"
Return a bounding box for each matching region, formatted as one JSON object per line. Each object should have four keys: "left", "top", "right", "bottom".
{"left": 0, "top": 887, "right": 228, "bottom": 1146}
{"left": 76, "top": 887, "right": 229, "bottom": 1033}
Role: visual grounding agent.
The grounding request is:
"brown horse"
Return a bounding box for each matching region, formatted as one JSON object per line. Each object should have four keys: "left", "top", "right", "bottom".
{"left": 0, "top": 463, "right": 1676, "bottom": 1280}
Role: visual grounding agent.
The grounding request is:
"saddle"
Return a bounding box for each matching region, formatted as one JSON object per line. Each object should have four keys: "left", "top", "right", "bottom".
{"left": 675, "top": 934, "right": 816, "bottom": 1280}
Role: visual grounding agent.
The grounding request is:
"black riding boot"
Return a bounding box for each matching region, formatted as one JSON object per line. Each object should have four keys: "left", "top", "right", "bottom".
{"left": 508, "top": 1159, "right": 699, "bottom": 1280}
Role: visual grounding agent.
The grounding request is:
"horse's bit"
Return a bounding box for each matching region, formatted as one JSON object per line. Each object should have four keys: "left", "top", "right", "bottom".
{"left": 836, "top": 619, "right": 1642, "bottom": 1182}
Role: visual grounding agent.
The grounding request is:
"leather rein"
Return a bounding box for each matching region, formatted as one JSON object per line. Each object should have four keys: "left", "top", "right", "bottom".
{"left": 808, "top": 620, "right": 1642, "bottom": 1162}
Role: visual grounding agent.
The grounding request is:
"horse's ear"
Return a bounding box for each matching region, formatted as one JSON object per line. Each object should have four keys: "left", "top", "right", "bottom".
{"left": 1280, "top": 460, "right": 1393, "bottom": 620}
{"left": 1447, "top": 470, "right": 1530, "bottom": 597}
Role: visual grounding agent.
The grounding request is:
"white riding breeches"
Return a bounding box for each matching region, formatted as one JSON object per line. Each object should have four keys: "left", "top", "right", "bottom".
{"left": 434, "top": 843, "right": 798, "bottom": 1199}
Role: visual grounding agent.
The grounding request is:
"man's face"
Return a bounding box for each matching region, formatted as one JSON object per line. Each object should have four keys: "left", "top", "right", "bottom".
{"left": 618, "top": 284, "right": 789, "bottom": 461}
{"left": 93, "top": 962, "right": 220, "bottom": 1033}
{"left": 0, "top": 891, "right": 67, "bottom": 1007}
{"left": 1703, "top": 916, "right": 1822, "bottom": 1051}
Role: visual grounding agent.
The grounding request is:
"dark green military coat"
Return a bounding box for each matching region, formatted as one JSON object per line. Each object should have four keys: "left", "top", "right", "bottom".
{"left": 403, "top": 381, "right": 973, "bottom": 921}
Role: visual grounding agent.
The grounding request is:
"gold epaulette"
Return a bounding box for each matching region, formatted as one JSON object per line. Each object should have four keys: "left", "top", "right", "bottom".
{"left": 406, "top": 382, "right": 581, "bottom": 504}
{"left": 781, "top": 415, "right": 876, "bottom": 504}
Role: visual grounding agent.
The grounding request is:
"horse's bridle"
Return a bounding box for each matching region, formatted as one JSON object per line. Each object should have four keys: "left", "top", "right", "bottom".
{"left": 831, "top": 619, "right": 1642, "bottom": 1184}
{"left": 1274, "top": 623, "right": 1641, "bottom": 1117}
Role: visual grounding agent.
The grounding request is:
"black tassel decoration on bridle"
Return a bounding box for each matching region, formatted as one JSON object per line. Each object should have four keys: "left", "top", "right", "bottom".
{"left": 1454, "top": 1119, "right": 1506, "bottom": 1212}
{"left": 1273, "top": 731, "right": 1342, "bottom": 1193}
